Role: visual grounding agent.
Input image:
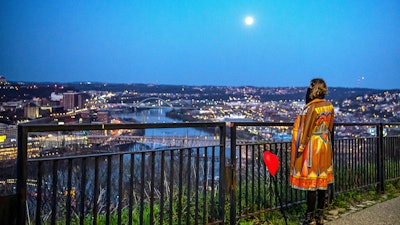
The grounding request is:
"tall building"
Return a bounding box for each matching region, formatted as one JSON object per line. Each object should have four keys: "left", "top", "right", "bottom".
{"left": 24, "top": 103, "right": 40, "bottom": 119}
{"left": 63, "top": 91, "right": 85, "bottom": 111}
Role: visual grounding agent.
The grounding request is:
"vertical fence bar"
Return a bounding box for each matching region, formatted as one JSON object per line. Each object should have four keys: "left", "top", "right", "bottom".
{"left": 106, "top": 155, "right": 112, "bottom": 225}
{"left": 184, "top": 148, "right": 191, "bottom": 223}
{"left": 245, "top": 144, "right": 249, "bottom": 211}
{"left": 186, "top": 148, "right": 192, "bottom": 225}
{"left": 334, "top": 138, "right": 339, "bottom": 194}
{"left": 257, "top": 144, "right": 261, "bottom": 210}
{"left": 150, "top": 152, "right": 155, "bottom": 225}
{"left": 238, "top": 143, "right": 243, "bottom": 216}
{"left": 194, "top": 147, "right": 200, "bottom": 225}
{"left": 396, "top": 136, "right": 399, "bottom": 178}
{"left": 210, "top": 146, "right": 215, "bottom": 221}
{"left": 278, "top": 143, "right": 283, "bottom": 206}
{"left": 362, "top": 138, "right": 366, "bottom": 187}
{"left": 386, "top": 136, "right": 389, "bottom": 179}
{"left": 17, "top": 125, "right": 28, "bottom": 225}
{"left": 80, "top": 158, "right": 87, "bottom": 225}
{"left": 392, "top": 136, "right": 396, "bottom": 179}
{"left": 345, "top": 139, "right": 351, "bottom": 191}
{"left": 346, "top": 139, "right": 350, "bottom": 191}
{"left": 219, "top": 124, "right": 227, "bottom": 221}
{"left": 36, "top": 161, "right": 43, "bottom": 225}
{"left": 128, "top": 154, "right": 134, "bottom": 225}
{"left": 93, "top": 157, "right": 99, "bottom": 225}
{"left": 356, "top": 138, "right": 359, "bottom": 189}
{"left": 118, "top": 155, "right": 123, "bottom": 225}
{"left": 377, "top": 123, "right": 385, "bottom": 193}
{"left": 66, "top": 159, "right": 72, "bottom": 225}
{"left": 331, "top": 125, "right": 335, "bottom": 199}
{"left": 397, "top": 136, "right": 400, "bottom": 178}
{"left": 369, "top": 138, "right": 373, "bottom": 186}
{"left": 392, "top": 136, "right": 396, "bottom": 178}
{"left": 285, "top": 142, "right": 290, "bottom": 205}
{"left": 251, "top": 144, "right": 255, "bottom": 211}
{"left": 177, "top": 150, "right": 183, "bottom": 225}
{"left": 229, "top": 123, "right": 237, "bottom": 225}
{"left": 140, "top": 153, "right": 145, "bottom": 225}
{"left": 345, "top": 139, "right": 349, "bottom": 191}
{"left": 169, "top": 150, "right": 175, "bottom": 225}
{"left": 202, "top": 147, "right": 208, "bottom": 224}
{"left": 336, "top": 140, "right": 346, "bottom": 193}
{"left": 160, "top": 151, "right": 165, "bottom": 225}
{"left": 263, "top": 144, "right": 267, "bottom": 208}
{"left": 385, "top": 136, "right": 390, "bottom": 180}
{"left": 351, "top": 139, "right": 355, "bottom": 190}
{"left": 51, "top": 160, "right": 58, "bottom": 225}
{"left": 268, "top": 143, "right": 272, "bottom": 207}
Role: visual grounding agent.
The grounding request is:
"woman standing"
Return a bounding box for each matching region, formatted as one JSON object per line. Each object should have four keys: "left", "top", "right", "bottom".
{"left": 290, "top": 78, "right": 335, "bottom": 225}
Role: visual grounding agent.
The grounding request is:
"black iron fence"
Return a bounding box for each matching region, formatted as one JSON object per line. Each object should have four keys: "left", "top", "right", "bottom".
{"left": 8, "top": 122, "right": 400, "bottom": 224}
{"left": 227, "top": 122, "right": 400, "bottom": 223}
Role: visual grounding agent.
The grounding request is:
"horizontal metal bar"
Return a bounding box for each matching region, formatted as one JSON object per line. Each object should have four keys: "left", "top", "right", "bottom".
{"left": 19, "top": 122, "right": 226, "bottom": 132}
{"left": 27, "top": 144, "right": 222, "bottom": 162}
{"left": 229, "top": 122, "right": 293, "bottom": 127}
{"left": 19, "top": 122, "right": 398, "bottom": 135}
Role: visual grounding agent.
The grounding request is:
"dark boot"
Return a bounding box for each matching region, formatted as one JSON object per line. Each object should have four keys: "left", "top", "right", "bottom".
{"left": 302, "top": 212, "right": 316, "bottom": 225}
{"left": 315, "top": 209, "right": 324, "bottom": 225}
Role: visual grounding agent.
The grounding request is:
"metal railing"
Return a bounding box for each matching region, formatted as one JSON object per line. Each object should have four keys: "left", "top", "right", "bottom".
{"left": 227, "top": 122, "right": 400, "bottom": 223}
{"left": 15, "top": 122, "right": 227, "bottom": 225}
{"left": 10, "top": 122, "right": 400, "bottom": 224}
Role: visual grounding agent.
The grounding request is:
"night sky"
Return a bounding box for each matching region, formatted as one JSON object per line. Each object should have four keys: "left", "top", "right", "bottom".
{"left": 1, "top": 1, "right": 399, "bottom": 89}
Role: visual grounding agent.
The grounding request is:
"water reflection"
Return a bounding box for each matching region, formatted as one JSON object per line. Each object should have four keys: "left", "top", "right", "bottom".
{"left": 114, "top": 108, "right": 214, "bottom": 137}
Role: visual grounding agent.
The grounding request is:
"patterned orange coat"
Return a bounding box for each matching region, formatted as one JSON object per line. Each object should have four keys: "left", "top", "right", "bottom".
{"left": 290, "top": 98, "right": 334, "bottom": 190}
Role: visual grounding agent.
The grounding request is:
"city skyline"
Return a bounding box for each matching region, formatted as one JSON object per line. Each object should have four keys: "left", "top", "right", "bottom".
{"left": 1, "top": 1, "right": 400, "bottom": 89}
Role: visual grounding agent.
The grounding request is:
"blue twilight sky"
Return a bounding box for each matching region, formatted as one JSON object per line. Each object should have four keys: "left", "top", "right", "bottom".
{"left": 1, "top": 1, "right": 399, "bottom": 89}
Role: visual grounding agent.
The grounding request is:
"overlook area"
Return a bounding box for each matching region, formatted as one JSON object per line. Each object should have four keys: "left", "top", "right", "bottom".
{"left": 0, "top": 80, "right": 399, "bottom": 225}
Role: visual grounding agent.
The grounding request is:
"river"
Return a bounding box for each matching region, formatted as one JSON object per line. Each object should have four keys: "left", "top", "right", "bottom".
{"left": 113, "top": 108, "right": 215, "bottom": 137}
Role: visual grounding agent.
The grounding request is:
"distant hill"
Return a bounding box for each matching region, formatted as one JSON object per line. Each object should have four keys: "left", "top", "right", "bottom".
{"left": 1, "top": 81, "right": 395, "bottom": 103}
{"left": 322, "top": 87, "right": 388, "bottom": 102}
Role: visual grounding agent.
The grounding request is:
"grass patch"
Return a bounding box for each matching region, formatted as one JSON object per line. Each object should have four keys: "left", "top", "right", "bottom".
{"left": 241, "top": 179, "right": 400, "bottom": 225}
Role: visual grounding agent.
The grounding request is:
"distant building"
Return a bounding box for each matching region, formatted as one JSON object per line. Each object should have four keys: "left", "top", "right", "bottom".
{"left": 24, "top": 103, "right": 40, "bottom": 119}
{"left": 96, "top": 111, "right": 109, "bottom": 123}
{"left": 2, "top": 100, "right": 23, "bottom": 111}
{"left": 0, "top": 123, "right": 17, "bottom": 140}
{"left": 0, "top": 76, "right": 6, "bottom": 84}
{"left": 63, "top": 91, "right": 85, "bottom": 111}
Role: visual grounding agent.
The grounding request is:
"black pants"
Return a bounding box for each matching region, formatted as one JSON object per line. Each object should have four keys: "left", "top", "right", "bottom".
{"left": 306, "top": 190, "right": 326, "bottom": 212}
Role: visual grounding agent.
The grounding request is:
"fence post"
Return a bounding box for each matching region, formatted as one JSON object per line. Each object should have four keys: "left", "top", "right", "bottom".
{"left": 219, "top": 124, "right": 227, "bottom": 224}
{"left": 16, "top": 125, "right": 28, "bottom": 225}
{"left": 228, "top": 122, "right": 237, "bottom": 225}
{"left": 377, "top": 123, "right": 385, "bottom": 193}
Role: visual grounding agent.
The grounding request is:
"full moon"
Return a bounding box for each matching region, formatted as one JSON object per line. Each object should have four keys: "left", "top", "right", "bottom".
{"left": 245, "top": 16, "right": 254, "bottom": 25}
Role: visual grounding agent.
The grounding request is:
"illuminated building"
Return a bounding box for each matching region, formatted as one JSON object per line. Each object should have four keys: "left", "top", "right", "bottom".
{"left": 24, "top": 103, "right": 40, "bottom": 119}
{"left": 62, "top": 91, "right": 85, "bottom": 111}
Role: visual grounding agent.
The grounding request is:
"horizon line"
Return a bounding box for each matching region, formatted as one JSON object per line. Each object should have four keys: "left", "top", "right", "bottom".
{"left": 5, "top": 79, "right": 397, "bottom": 91}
